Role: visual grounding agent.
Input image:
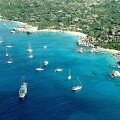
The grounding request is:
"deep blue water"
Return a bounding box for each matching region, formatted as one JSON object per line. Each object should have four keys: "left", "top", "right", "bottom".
{"left": 0, "top": 21, "right": 120, "bottom": 120}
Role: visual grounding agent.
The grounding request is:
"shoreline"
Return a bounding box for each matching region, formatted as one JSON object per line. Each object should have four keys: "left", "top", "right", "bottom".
{"left": 0, "top": 18, "right": 120, "bottom": 54}
{"left": 37, "top": 29, "right": 87, "bottom": 38}
{"left": 97, "top": 47, "right": 120, "bottom": 54}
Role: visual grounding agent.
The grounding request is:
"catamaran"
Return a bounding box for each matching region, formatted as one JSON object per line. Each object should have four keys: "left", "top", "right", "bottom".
{"left": 43, "top": 60, "right": 49, "bottom": 66}
{"left": 6, "top": 40, "right": 12, "bottom": 48}
{"left": 36, "top": 61, "right": 44, "bottom": 71}
{"left": 19, "top": 76, "right": 27, "bottom": 99}
{"left": 72, "top": 76, "right": 82, "bottom": 91}
{"left": 6, "top": 48, "right": 9, "bottom": 57}
{"left": 67, "top": 69, "right": 72, "bottom": 80}
{"left": 7, "top": 55, "right": 13, "bottom": 64}
{"left": 27, "top": 43, "right": 33, "bottom": 52}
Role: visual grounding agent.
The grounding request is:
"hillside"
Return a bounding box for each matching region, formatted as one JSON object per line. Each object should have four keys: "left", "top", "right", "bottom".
{"left": 0, "top": 0, "right": 120, "bottom": 50}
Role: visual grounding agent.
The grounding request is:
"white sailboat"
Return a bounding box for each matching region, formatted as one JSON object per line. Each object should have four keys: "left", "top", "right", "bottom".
{"left": 19, "top": 76, "right": 27, "bottom": 99}
{"left": 67, "top": 69, "right": 72, "bottom": 80}
{"left": 36, "top": 61, "right": 44, "bottom": 71}
{"left": 6, "top": 48, "right": 9, "bottom": 57}
{"left": 7, "top": 55, "right": 13, "bottom": 64}
{"left": 55, "top": 68, "right": 63, "bottom": 72}
{"left": 43, "top": 60, "right": 49, "bottom": 66}
{"left": 28, "top": 52, "right": 33, "bottom": 58}
{"left": 72, "top": 76, "right": 82, "bottom": 91}
{"left": 27, "top": 43, "right": 33, "bottom": 52}
{"left": 6, "top": 40, "right": 12, "bottom": 48}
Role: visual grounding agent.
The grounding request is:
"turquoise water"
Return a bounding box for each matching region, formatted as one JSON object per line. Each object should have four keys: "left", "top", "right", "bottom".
{"left": 0, "top": 21, "right": 120, "bottom": 120}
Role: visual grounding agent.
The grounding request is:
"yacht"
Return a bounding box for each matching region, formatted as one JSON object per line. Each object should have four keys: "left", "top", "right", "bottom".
{"left": 19, "top": 76, "right": 27, "bottom": 99}
{"left": 67, "top": 69, "right": 72, "bottom": 80}
{"left": 6, "top": 40, "right": 12, "bottom": 48}
{"left": 36, "top": 61, "right": 44, "bottom": 71}
{"left": 55, "top": 68, "right": 63, "bottom": 72}
{"left": 7, "top": 55, "right": 13, "bottom": 64}
{"left": 43, "top": 60, "right": 49, "bottom": 66}
{"left": 28, "top": 52, "right": 33, "bottom": 58}
{"left": 72, "top": 76, "right": 82, "bottom": 91}
{"left": 27, "top": 43, "right": 33, "bottom": 52}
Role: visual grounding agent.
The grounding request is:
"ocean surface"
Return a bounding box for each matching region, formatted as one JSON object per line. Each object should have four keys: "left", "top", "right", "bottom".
{"left": 0, "top": 21, "right": 120, "bottom": 120}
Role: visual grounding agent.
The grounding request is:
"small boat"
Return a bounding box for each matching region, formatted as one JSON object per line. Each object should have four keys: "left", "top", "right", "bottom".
{"left": 7, "top": 55, "right": 13, "bottom": 64}
{"left": 36, "top": 61, "right": 44, "bottom": 71}
{"left": 77, "top": 48, "right": 83, "bottom": 53}
{"left": 26, "top": 31, "right": 32, "bottom": 35}
{"left": 6, "top": 40, "right": 12, "bottom": 48}
{"left": 43, "top": 60, "right": 49, "bottom": 66}
{"left": 44, "top": 45, "right": 47, "bottom": 49}
{"left": 72, "top": 76, "right": 82, "bottom": 91}
{"left": 67, "top": 69, "right": 72, "bottom": 80}
{"left": 27, "top": 43, "right": 33, "bottom": 52}
{"left": 55, "top": 68, "right": 63, "bottom": 72}
{"left": 19, "top": 76, "right": 27, "bottom": 99}
{"left": 11, "top": 30, "right": 15, "bottom": 33}
{"left": 28, "top": 52, "right": 33, "bottom": 58}
{"left": 6, "top": 48, "right": 9, "bottom": 57}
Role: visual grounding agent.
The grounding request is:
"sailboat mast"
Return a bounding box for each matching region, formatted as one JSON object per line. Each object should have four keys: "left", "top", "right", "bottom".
{"left": 69, "top": 69, "right": 70, "bottom": 76}
{"left": 6, "top": 48, "right": 7, "bottom": 54}
{"left": 9, "top": 40, "right": 10, "bottom": 45}
{"left": 77, "top": 76, "right": 82, "bottom": 86}
{"left": 29, "top": 43, "right": 31, "bottom": 49}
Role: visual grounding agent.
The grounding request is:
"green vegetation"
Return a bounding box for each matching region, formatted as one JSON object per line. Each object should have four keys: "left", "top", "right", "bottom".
{"left": 0, "top": 0, "right": 120, "bottom": 50}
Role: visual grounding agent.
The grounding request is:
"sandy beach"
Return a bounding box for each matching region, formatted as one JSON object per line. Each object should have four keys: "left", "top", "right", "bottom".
{"left": 38, "top": 29, "right": 87, "bottom": 38}
{"left": 97, "top": 47, "right": 120, "bottom": 54}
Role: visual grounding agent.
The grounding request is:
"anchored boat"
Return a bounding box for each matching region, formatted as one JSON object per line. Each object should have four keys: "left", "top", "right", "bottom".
{"left": 19, "top": 76, "right": 27, "bottom": 99}
{"left": 72, "top": 76, "right": 82, "bottom": 91}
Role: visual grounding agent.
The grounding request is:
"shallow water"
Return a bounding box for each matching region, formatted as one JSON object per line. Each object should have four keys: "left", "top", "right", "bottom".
{"left": 0, "top": 21, "right": 120, "bottom": 120}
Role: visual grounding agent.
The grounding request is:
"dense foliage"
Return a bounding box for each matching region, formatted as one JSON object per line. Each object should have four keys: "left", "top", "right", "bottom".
{"left": 0, "top": 0, "right": 120, "bottom": 50}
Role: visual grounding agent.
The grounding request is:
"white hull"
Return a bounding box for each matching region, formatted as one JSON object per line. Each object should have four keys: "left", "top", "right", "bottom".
{"left": 44, "top": 61, "right": 49, "bottom": 66}
{"left": 68, "top": 75, "right": 71, "bottom": 80}
{"left": 7, "top": 61, "right": 13, "bottom": 64}
{"left": 36, "top": 68, "right": 44, "bottom": 71}
{"left": 6, "top": 45, "right": 12, "bottom": 48}
{"left": 44, "top": 46, "right": 47, "bottom": 49}
{"left": 29, "top": 55, "right": 33, "bottom": 58}
{"left": 55, "top": 68, "right": 63, "bottom": 72}
{"left": 11, "top": 30, "right": 15, "bottom": 33}
{"left": 6, "top": 53, "right": 9, "bottom": 57}
{"left": 72, "top": 86, "right": 82, "bottom": 91}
